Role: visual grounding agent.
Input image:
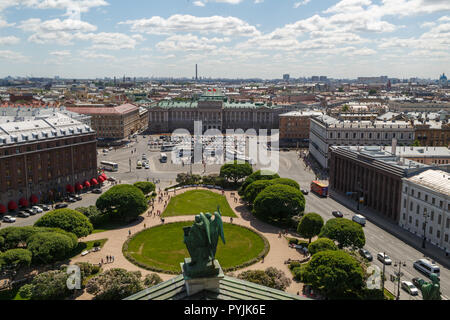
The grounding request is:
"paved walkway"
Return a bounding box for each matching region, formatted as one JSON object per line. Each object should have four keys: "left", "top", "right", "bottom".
{"left": 71, "top": 187, "right": 307, "bottom": 300}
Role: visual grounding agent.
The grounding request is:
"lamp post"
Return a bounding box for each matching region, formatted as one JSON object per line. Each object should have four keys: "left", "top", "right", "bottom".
{"left": 422, "top": 212, "right": 430, "bottom": 249}
{"left": 394, "top": 260, "right": 406, "bottom": 300}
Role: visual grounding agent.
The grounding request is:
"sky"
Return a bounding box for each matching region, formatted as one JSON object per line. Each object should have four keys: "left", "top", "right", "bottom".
{"left": 0, "top": 0, "right": 449, "bottom": 79}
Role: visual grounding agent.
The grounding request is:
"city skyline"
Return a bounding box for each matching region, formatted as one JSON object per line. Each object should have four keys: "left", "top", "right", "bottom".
{"left": 0, "top": 0, "right": 449, "bottom": 79}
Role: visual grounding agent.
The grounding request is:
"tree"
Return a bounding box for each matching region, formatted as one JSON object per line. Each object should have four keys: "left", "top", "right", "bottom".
{"left": 133, "top": 181, "right": 156, "bottom": 195}
{"left": 0, "top": 248, "right": 32, "bottom": 269}
{"left": 302, "top": 250, "right": 365, "bottom": 299}
{"left": 319, "top": 218, "right": 366, "bottom": 249}
{"left": 176, "top": 173, "right": 202, "bottom": 185}
{"left": 253, "top": 184, "right": 305, "bottom": 221}
{"left": 270, "top": 178, "right": 300, "bottom": 190}
{"left": 297, "top": 213, "right": 324, "bottom": 243}
{"left": 143, "top": 273, "right": 163, "bottom": 287}
{"left": 368, "top": 89, "right": 377, "bottom": 95}
{"left": 27, "top": 231, "right": 78, "bottom": 264}
{"left": 243, "top": 180, "right": 274, "bottom": 203}
{"left": 237, "top": 267, "right": 291, "bottom": 291}
{"left": 75, "top": 206, "right": 109, "bottom": 228}
{"left": 86, "top": 268, "right": 144, "bottom": 300}
{"left": 220, "top": 161, "right": 253, "bottom": 185}
{"left": 239, "top": 170, "right": 280, "bottom": 195}
{"left": 34, "top": 208, "right": 93, "bottom": 238}
{"left": 411, "top": 139, "right": 421, "bottom": 147}
{"left": 308, "top": 238, "right": 337, "bottom": 256}
{"left": 0, "top": 226, "right": 42, "bottom": 250}
{"left": 26, "top": 270, "right": 72, "bottom": 300}
{"left": 96, "top": 184, "right": 148, "bottom": 223}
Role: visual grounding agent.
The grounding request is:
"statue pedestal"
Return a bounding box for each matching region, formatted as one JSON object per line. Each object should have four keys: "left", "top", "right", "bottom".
{"left": 181, "top": 258, "right": 224, "bottom": 297}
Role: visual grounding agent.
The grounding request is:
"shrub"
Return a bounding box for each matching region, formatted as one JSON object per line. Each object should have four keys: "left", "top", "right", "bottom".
{"left": 133, "top": 181, "right": 156, "bottom": 195}
{"left": 18, "top": 284, "right": 33, "bottom": 299}
{"left": 270, "top": 178, "right": 300, "bottom": 190}
{"left": 96, "top": 184, "right": 148, "bottom": 223}
{"left": 292, "top": 266, "right": 303, "bottom": 281}
{"left": 319, "top": 218, "right": 366, "bottom": 249}
{"left": 289, "top": 261, "right": 301, "bottom": 270}
{"left": 297, "top": 213, "right": 324, "bottom": 243}
{"left": 28, "top": 270, "right": 72, "bottom": 300}
{"left": 75, "top": 262, "right": 101, "bottom": 280}
{"left": 0, "top": 248, "right": 32, "bottom": 269}
{"left": 288, "top": 238, "right": 299, "bottom": 245}
{"left": 238, "top": 267, "right": 291, "bottom": 291}
{"left": 243, "top": 180, "right": 274, "bottom": 203}
{"left": 34, "top": 208, "right": 93, "bottom": 238}
{"left": 27, "top": 232, "right": 78, "bottom": 264}
{"left": 176, "top": 173, "right": 202, "bottom": 186}
{"left": 143, "top": 273, "right": 163, "bottom": 287}
{"left": 93, "top": 241, "right": 101, "bottom": 247}
{"left": 253, "top": 184, "right": 305, "bottom": 221}
{"left": 308, "top": 238, "right": 337, "bottom": 256}
{"left": 0, "top": 226, "right": 42, "bottom": 250}
{"left": 219, "top": 161, "right": 253, "bottom": 185}
{"left": 86, "top": 268, "right": 144, "bottom": 300}
{"left": 239, "top": 170, "right": 280, "bottom": 195}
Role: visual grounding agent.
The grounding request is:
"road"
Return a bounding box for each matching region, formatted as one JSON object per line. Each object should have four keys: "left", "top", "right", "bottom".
{"left": 3, "top": 133, "right": 448, "bottom": 300}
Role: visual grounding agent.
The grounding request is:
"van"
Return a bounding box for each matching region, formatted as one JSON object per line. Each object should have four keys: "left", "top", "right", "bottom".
{"left": 352, "top": 214, "right": 366, "bottom": 226}
{"left": 136, "top": 161, "right": 142, "bottom": 169}
{"left": 413, "top": 259, "right": 440, "bottom": 278}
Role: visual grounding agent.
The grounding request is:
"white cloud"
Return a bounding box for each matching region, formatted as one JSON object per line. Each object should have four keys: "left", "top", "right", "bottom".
{"left": 0, "top": 50, "right": 27, "bottom": 61}
{"left": 193, "top": 1, "right": 205, "bottom": 6}
{"left": 156, "top": 34, "right": 230, "bottom": 52}
{"left": 294, "top": 0, "right": 311, "bottom": 8}
{"left": 75, "top": 32, "right": 142, "bottom": 50}
{"left": 119, "top": 14, "right": 260, "bottom": 37}
{"left": 50, "top": 50, "right": 71, "bottom": 56}
{"left": 78, "top": 50, "right": 115, "bottom": 60}
{"left": 0, "top": 35, "right": 19, "bottom": 45}
{"left": 0, "top": 0, "right": 109, "bottom": 13}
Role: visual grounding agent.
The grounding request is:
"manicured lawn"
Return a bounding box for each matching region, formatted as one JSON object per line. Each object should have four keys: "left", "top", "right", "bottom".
{"left": 124, "top": 221, "right": 265, "bottom": 273}
{"left": 162, "top": 190, "right": 236, "bottom": 218}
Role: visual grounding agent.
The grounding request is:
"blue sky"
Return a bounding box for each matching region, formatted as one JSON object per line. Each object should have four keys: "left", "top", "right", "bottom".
{"left": 0, "top": 0, "right": 449, "bottom": 79}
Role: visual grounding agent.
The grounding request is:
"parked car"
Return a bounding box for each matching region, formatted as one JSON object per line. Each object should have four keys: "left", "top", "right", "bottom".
{"left": 24, "top": 208, "right": 36, "bottom": 215}
{"left": 3, "top": 215, "right": 16, "bottom": 223}
{"left": 359, "top": 248, "right": 373, "bottom": 261}
{"left": 401, "top": 281, "right": 419, "bottom": 296}
{"left": 107, "top": 177, "right": 116, "bottom": 182}
{"left": 412, "top": 277, "right": 425, "bottom": 288}
{"left": 67, "top": 197, "right": 77, "bottom": 203}
{"left": 32, "top": 206, "right": 43, "bottom": 213}
{"left": 352, "top": 214, "right": 366, "bottom": 226}
{"left": 301, "top": 189, "right": 309, "bottom": 195}
{"left": 40, "top": 204, "right": 50, "bottom": 211}
{"left": 18, "top": 211, "right": 30, "bottom": 218}
{"left": 73, "top": 194, "right": 82, "bottom": 201}
{"left": 55, "top": 203, "right": 68, "bottom": 209}
{"left": 377, "top": 252, "right": 392, "bottom": 265}
{"left": 332, "top": 211, "right": 344, "bottom": 218}
{"left": 92, "top": 188, "right": 102, "bottom": 194}
{"left": 145, "top": 163, "right": 150, "bottom": 169}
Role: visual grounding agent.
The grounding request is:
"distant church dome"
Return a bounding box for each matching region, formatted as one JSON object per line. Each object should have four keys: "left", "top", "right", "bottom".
{"left": 440, "top": 73, "right": 447, "bottom": 81}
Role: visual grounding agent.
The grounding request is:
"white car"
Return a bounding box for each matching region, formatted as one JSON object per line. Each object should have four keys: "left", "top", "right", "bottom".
{"left": 145, "top": 163, "right": 150, "bottom": 169}
{"left": 401, "top": 281, "right": 419, "bottom": 296}
{"left": 377, "top": 252, "right": 392, "bottom": 265}
{"left": 32, "top": 206, "right": 43, "bottom": 213}
{"left": 3, "top": 215, "right": 16, "bottom": 223}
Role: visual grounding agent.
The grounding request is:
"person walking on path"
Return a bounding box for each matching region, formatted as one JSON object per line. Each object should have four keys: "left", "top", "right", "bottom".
{"left": 128, "top": 230, "right": 131, "bottom": 237}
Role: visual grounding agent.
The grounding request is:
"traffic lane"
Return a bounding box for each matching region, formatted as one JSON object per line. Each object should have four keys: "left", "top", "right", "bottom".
{"left": 305, "top": 194, "right": 449, "bottom": 299}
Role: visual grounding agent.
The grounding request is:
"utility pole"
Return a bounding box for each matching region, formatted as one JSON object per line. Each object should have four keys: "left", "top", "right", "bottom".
{"left": 381, "top": 251, "right": 386, "bottom": 296}
{"left": 395, "top": 261, "right": 406, "bottom": 300}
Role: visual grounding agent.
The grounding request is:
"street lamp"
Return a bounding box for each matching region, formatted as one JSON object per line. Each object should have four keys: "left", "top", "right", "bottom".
{"left": 422, "top": 211, "right": 430, "bottom": 249}
{"left": 394, "top": 260, "right": 407, "bottom": 300}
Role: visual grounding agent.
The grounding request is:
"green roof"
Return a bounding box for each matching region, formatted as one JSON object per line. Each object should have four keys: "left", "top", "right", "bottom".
{"left": 124, "top": 275, "right": 309, "bottom": 301}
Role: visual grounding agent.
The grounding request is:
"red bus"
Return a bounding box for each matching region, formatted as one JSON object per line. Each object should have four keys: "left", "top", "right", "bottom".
{"left": 311, "top": 181, "right": 328, "bottom": 197}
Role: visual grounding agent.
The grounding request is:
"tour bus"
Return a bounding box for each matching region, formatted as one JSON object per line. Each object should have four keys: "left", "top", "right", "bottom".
{"left": 160, "top": 153, "right": 168, "bottom": 163}
{"left": 413, "top": 259, "right": 440, "bottom": 278}
{"left": 161, "top": 144, "right": 175, "bottom": 152}
{"left": 136, "top": 161, "right": 143, "bottom": 169}
{"left": 310, "top": 181, "right": 328, "bottom": 197}
{"left": 100, "top": 161, "right": 119, "bottom": 172}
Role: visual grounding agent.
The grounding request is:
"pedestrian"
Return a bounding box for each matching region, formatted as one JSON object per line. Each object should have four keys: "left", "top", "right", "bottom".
{"left": 112, "top": 256, "right": 114, "bottom": 262}
{"left": 144, "top": 223, "right": 146, "bottom": 229}
{"left": 101, "top": 258, "right": 103, "bottom": 265}
{"left": 230, "top": 217, "right": 233, "bottom": 224}
{"left": 128, "top": 230, "right": 131, "bottom": 237}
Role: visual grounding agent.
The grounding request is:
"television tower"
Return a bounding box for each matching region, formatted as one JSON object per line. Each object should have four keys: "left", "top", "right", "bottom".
{"left": 195, "top": 64, "right": 198, "bottom": 81}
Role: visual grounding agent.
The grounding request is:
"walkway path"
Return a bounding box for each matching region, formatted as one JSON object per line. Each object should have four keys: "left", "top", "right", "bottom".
{"left": 71, "top": 187, "right": 307, "bottom": 300}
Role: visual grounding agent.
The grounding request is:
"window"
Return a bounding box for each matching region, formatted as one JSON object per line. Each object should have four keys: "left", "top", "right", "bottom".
{"left": 432, "top": 198, "right": 435, "bottom": 205}
{"left": 445, "top": 234, "right": 449, "bottom": 242}
{"left": 425, "top": 195, "right": 428, "bottom": 202}
{"left": 446, "top": 218, "right": 450, "bottom": 229}
{"left": 438, "top": 215, "right": 442, "bottom": 225}
{"left": 403, "top": 199, "right": 406, "bottom": 208}
{"left": 439, "top": 201, "right": 443, "bottom": 208}
{"left": 437, "top": 230, "right": 440, "bottom": 238}
{"left": 418, "top": 192, "right": 421, "bottom": 199}
{"left": 429, "top": 226, "right": 433, "bottom": 235}
{"left": 411, "top": 189, "right": 414, "bottom": 196}
{"left": 415, "top": 219, "right": 418, "bottom": 227}
{"left": 416, "top": 204, "right": 420, "bottom": 214}
{"left": 431, "top": 211, "right": 434, "bottom": 221}
{"left": 409, "top": 216, "right": 412, "bottom": 223}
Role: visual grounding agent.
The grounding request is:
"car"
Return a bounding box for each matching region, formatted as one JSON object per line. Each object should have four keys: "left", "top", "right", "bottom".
{"left": 401, "top": 281, "right": 419, "bottom": 296}
{"left": 3, "top": 215, "right": 16, "bottom": 223}
{"left": 412, "top": 277, "right": 425, "bottom": 288}
{"left": 352, "top": 214, "right": 367, "bottom": 226}
{"left": 301, "top": 189, "right": 309, "bottom": 195}
{"left": 145, "top": 163, "right": 150, "bottom": 169}
{"left": 40, "top": 204, "right": 50, "bottom": 211}
{"left": 332, "top": 210, "right": 344, "bottom": 218}
{"left": 18, "top": 211, "right": 30, "bottom": 218}
{"left": 377, "top": 252, "right": 392, "bottom": 265}
{"left": 73, "top": 194, "right": 82, "bottom": 201}
{"left": 359, "top": 248, "right": 373, "bottom": 261}
{"left": 92, "top": 188, "right": 102, "bottom": 194}
{"left": 107, "top": 177, "right": 116, "bottom": 182}
{"left": 55, "top": 203, "right": 68, "bottom": 209}
{"left": 32, "top": 206, "right": 43, "bottom": 213}
{"left": 24, "top": 208, "right": 36, "bottom": 215}
{"left": 67, "top": 197, "right": 77, "bottom": 203}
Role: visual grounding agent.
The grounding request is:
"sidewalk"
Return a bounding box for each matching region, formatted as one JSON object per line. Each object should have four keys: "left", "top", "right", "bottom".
{"left": 329, "top": 190, "right": 450, "bottom": 270}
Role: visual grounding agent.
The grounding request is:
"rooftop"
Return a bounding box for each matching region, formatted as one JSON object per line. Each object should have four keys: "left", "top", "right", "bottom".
{"left": 66, "top": 103, "right": 138, "bottom": 115}
{"left": 407, "top": 169, "right": 450, "bottom": 195}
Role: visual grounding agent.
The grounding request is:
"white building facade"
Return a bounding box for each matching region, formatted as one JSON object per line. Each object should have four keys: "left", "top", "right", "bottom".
{"left": 399, "top": 170, "right": 450, "bottom": 253}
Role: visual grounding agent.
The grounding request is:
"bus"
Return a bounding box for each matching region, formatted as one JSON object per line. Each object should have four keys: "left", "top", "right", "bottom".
{"left": 311, "top": 181, "right": 328, "bottom": 197}
{"left": 161, "top": 144, "right": 175, "bottom": 152}
{"left": 100, "top": 161, "right": 118, "bottom": 172}
{"left": 160, "top": 153, "right": 168, "bottom": 163}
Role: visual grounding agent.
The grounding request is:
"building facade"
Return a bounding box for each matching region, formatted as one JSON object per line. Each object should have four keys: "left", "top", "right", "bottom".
{"left": 279, "top": 111, "right": 323, "bottom": 147}
{"left": 309, "top": 115, "right": 415, "bottom": 169}
{"left": 414, "top": 121, "right": 450, "bottom": 147}
{"left": 399, "top": 170, "right": 450, "bottom": 252}
{"left": 0, "top": 115, "right": 97, "bottom": 212}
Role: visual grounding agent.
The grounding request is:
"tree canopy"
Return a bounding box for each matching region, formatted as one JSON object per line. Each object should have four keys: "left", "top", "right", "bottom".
{"left": 319, "top": 218, "right": 366, "bottom": 249}
{"left": 237, "top": 267, "right": 291, "bottom": 291}
{"left": 133, "top": 181, "right": 156, "bottom": 195}
{"left": 96, "top": 184, "right": 148, "bottom": 223}
{"left": 86, "top": 268, "right": 144, "bottom": 300}
{"left": 34, "top": 208, "right": 93, "bottom": 238}
{"left": 0, "top": 248, "right": 32, "bottom": 268}
{"left": 220, "top": 161, "right": 253, "bottom": 185}
{"left": 253, "top": 184, "right": 305, "bottom": 221}
{"left": 301, "top": 250, "right": 365, "bottom": 299}
{"left": 27, "top": 231, "right": 78, "bottom": 264}
{"left": 239, "top": 170, "right": 280, "bottom": 195}
{"left": 308, "top": 238, "right": 337, "bottom": 256}
{"left": 297, "top": 213, "right": 324, "bottom": 243}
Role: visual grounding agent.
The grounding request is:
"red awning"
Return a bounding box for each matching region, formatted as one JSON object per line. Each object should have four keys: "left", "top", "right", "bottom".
{"left": 101, "top": 173, "right": 107, "bottom": 180}
{"left": 84, "top": 181, "right": 91, "bottom": 188}
{"left": 30, "top": 194, "right": 39, "bottom": 204}
{"left": 19, "top": 198, "right": 29, "bottom": 207}
{"left": 98, "top": 175, "right": 105, "bottom": 182}
{"left": 66, "top": 184, "right": 75, "bottom": 193}
{"left": 91, "top": 178, "right": 98, "bottom": 185}
{"left": 8, "top": 201, "right": 17, "bottom": 211}
{"left": 0, "top": 204, "right": 6, "bottom": 214}
{"left": 75, "top": 183, "right": 83, "bottom": 191}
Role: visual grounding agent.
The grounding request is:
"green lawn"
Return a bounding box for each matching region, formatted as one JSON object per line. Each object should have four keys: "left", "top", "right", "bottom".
{"left": 69, "top": 238, "right": 108, "bottom": 258}
{"left": 162, "top": 190, "right": 236, "bottom": 218}
{"left": 124, "top": 221, "right": 265, "bottom": 273}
